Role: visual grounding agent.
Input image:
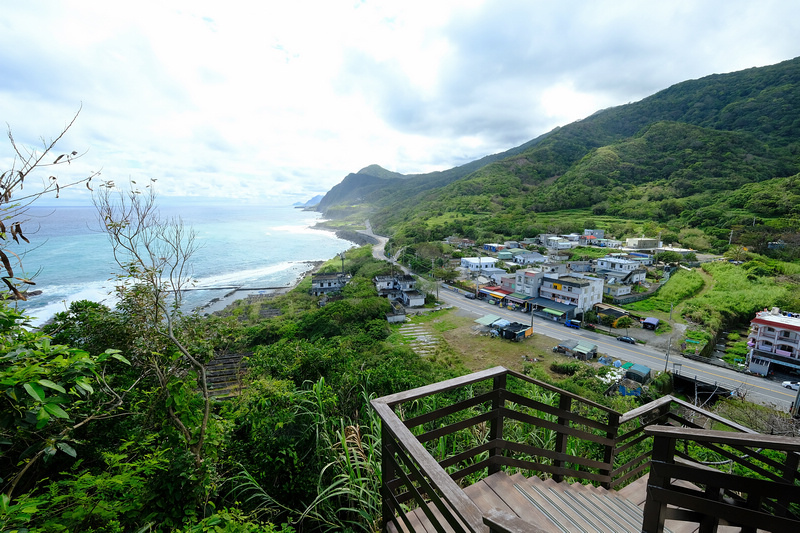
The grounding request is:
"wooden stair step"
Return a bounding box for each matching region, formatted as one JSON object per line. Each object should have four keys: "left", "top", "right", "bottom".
{"left": 480, "top": 472, "right": 565, "bottom": 533}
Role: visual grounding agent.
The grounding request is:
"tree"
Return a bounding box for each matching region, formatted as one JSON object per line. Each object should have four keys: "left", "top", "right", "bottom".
{"left": 93, "top": 184, "right": 212, "bottom": 470}
{"left": 616, "top": 315, "right": 634, "bottom": 335}
{"left": 0, "top": 302, "right": 132, "bottom": 502}
{"left": 1, "top": 109, "right": 99, "bottom": 299}
{"left": 654, "top": 250, "right": 683, "bottom": 264}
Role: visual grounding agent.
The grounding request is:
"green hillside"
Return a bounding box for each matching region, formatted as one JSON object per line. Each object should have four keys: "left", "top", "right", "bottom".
{"left": 318, "top": 57, "right": 800, "bottom": 254}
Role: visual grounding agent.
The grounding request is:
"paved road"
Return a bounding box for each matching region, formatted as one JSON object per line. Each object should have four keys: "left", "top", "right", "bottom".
{"left": 355, "top": 222, "right": 799, "bottom": 411}
{"left": 436, "top": 286, "right": 798, "bottom": 411}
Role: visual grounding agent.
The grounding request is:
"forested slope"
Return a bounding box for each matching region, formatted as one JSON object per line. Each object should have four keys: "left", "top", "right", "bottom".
{"left": 318, "top": 57, "right": 800, "bottom": 252}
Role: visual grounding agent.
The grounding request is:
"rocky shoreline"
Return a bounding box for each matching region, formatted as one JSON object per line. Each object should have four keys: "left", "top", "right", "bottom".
{"left": 198, "top": 260, "right": 325, "bottom": 315}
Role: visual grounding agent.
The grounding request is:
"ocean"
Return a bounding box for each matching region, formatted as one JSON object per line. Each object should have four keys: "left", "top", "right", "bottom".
{"left": 12, "top": 204, "right": 355, "bottom": 326}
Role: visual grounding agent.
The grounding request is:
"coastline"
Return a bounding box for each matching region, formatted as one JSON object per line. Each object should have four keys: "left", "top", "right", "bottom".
{"left": 199, "top": 260, "right": 325, "bottom": 316}
{"left": 200, "top": 220, "right": 374, "bottom": 317}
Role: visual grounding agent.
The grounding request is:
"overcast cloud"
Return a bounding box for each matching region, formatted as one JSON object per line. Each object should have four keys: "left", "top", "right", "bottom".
{"left": 1, "top": 0, "right": 799, "bottom": 205}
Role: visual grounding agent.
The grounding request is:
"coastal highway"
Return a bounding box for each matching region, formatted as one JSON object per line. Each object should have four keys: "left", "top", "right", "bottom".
{"left": 435, "top": 285, "right": 797, "bottom": 411}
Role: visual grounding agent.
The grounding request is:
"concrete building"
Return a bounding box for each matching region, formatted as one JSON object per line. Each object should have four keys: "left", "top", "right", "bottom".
{"left": 311, "top": 272, "right": 351, "bottom": 296}
{"left": 626, "top": 237, "right": 661, "bottom": 249}
{"left": 584, "top": 229, "right": 605, "bottom": 239}
{"left": 746, "top": 308, "right": 800, "bottom": 376}
{"left": 460, "top": 257, "right": 498, "bottom": 271}
{"left": 514, "top": 269, "right": 544, "bottom": 298}
{"left": 514, "top": 252, "right": 546, "bottom": 265}
{"left": 538, "top": 273, "right": 603, "bottom": 315}
{"left": 595, "top": 255, "right": 647, "bottom": 284}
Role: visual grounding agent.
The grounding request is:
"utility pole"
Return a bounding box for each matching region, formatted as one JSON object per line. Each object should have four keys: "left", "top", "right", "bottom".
{"left": 665, "top": 302, "right": 674, "bottom": 373}
{"left": 664, "top": 337, "right": 672, "bottom": 373}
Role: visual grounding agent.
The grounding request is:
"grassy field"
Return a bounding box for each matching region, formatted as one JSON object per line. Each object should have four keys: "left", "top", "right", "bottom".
{"left": 396, "top": 309, "right": 601, "bottom": 378}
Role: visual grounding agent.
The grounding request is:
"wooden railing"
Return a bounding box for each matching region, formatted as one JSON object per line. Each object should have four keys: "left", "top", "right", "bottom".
{"left": 371, "top": 366, "right": 800, "bottom": 532}
{"left": 642, "top": 426, "right": 800, "bottom": 533}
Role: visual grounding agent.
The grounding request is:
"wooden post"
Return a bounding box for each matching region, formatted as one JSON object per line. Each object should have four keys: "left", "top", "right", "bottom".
{"left": 553, "top": 394, "right": 572, "bottom": 483}
{"left": 488, "top": 373, "right": 507, "bottom": 475}
{"left": 641, "top": 431, "right": 675, "bottom": 533}
{"left": 602, "top": 412, "right": 620, "bottom": 489}
{"left": 380, "top": 419, "right": 394, "bottom": 531}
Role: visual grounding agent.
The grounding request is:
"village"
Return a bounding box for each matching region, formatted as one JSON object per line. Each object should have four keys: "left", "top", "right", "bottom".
{"left": 309, "top": 227, "right": 800, "bottom": 404}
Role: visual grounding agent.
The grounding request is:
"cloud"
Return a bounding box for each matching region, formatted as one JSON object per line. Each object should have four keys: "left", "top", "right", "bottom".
{"left": 1, "top": 0, "right": 799, "bottom": 205}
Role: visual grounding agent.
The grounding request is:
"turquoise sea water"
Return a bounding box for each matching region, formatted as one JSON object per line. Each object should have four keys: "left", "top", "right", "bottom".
{"left": 13, "top": 204, "right": 355, "bottom": 326}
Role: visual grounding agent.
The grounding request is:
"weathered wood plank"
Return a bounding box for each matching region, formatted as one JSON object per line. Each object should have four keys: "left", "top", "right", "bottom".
{"left": 482, "top": 473, "right": 565, "bottom": 533}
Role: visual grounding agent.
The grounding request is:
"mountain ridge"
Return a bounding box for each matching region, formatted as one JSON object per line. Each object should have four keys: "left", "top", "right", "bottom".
{"left": 317, "top": 56, "right": 800, "bottom": 252}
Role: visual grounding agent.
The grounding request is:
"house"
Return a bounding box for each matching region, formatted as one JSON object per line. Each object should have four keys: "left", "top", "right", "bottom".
{"left": 514, "top": 252, "right": 546, "bottom": 265}
{"left": 746, "top": 307, "right": 800, "bottom": 375}
{"left": 498, "top": 247, "right": 525, "bottom": 261}
{"left": 478, "top": 285, "right": 511, "bottom": 305}
{"left": 460, "top": 257, "right": 498, "bottom": 271}
{"left": 626, "top": 237, "right": 661, "bottom": 249}
{"left": 514, "top": 269, "right": 543, "bottom": 298}
{"left": 553, "top": 339, "right": 597, "bottom": 360}
{"left": 595, "top": 255, "right": 647, "bottom": 284}
{"left": 499, "top": 275, "right": 515, "bottom": 294}
{"left": 373, "top": 275, "right": 395, "bottom": 293}
{"left": 528, "top": 273, "right": 603, "bottom": 321}
{"left": 538, "top": 273, "right": 603, "bottom": 315}
{"left": 567, "top": 260, "right": 592, "bottom": 272}
{"left": 481, "top": 267, "right": 507, "bottom": 284}
{"left": 395, "top": 274, "right": 416, "bottom": 291}
{"left": 372, "top": 274, "right": 425, "bottom": 308}
{"left": 546, "top": 236, "right": 572, "bottom": 250}
{"left": 400, "top": 290, "right": 425, "bottom": 307}
{"left": 483, "top": 243, "right": 505, "bottom": 252}
{"left": 310, "top": 272, "right": 351, "bottom": 296}
{"left": 584, "top": 229, "right": 605, "bottom": 239}
{"left": 497, "top": 250, "right": 514, "bottom": 261}
{"left": 541, "top": 262, "right": 568, "bottom": 275}
{"left": 603, "top": 283, "right": 632, "bottom": 298}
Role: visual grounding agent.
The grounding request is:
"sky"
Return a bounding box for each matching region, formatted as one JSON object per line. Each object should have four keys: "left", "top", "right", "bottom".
{"left": 2, "top": 0, "right": 800, "bottom": 206}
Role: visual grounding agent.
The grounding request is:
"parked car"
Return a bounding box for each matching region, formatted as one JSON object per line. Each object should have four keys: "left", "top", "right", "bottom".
{"left": 617, "top": 336, "right": 637, "bottom": 345}
{"left": 564, "top": 319, "right": 581, "bottom": 329}
{"left": 464, "top": 292, "right": 476, "bottom": 299}
{"left": 782, "top": 380, "right": 800, "bottom": 391}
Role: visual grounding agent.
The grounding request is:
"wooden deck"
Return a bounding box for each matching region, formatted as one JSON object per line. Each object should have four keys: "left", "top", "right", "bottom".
{"left": 374, "top": 369, "right": 799, "bottom": 533}
{"left": 387, "top": 472, "right": 765, "bottom": 533}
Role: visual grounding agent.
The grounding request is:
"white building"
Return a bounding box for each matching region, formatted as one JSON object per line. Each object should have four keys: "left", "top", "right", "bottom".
{"left": 514, "top": 252, "right": 546, "bottom": 265}
{"left": 746, "top": 308, "right": 800, "bottom": 376}
{"left": 595, "top": 255, "right": 647, "bottom": 284}
{"left": 546, "top": 236, "right": 572, "bottom": 250}
{"left": 460, "top": 257, "right": 498, "bottom": 271}
{"left": 626, "top": 237, "right": 662, "bottom": 249}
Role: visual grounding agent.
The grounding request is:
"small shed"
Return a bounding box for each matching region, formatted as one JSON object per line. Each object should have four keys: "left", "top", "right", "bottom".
{"left": 499, "top": 322, "right": 533, "bottom": 341}
{"left": 643, "top": 317, "right": 660, "bottom": 330}
{"left": 573, "top": 342, "right": 598, "bottom": 361}
{"left": 475, "top": 314, "right": 502, "bottom": 327}
{"left": 625, "top": 363, "right": 652, "bottom": 384}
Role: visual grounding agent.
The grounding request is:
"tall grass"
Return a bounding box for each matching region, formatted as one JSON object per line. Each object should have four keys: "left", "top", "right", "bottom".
{"left": 625, "top": 269, "right": 705, "bottom": 313}
{"left": 228, "top": 381, "right": 382, "bottom": 532}
{"left": 683, "top": 262, "right": 787, "bottom": 330}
